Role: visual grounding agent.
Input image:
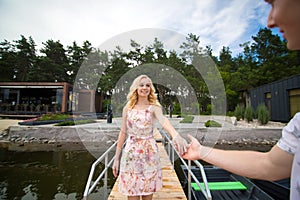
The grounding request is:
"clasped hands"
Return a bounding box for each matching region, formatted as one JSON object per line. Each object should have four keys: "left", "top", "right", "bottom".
{"left": 173, "top": 134, "right": 203, "bottom": 160}
{"left": 113, "top": 134, "right": 200, "bottom": 177}
{"left": 172, "top": 133, "right": 189, "bottom": 156}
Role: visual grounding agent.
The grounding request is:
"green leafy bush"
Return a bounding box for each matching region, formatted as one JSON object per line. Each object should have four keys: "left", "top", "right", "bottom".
{"left": 226, "top": 111, "right": 235, "bottom": 117}
{"left": 205, "top": 104, "right": 212, "bottom": 115}
{"left": 179, "top": 115, "right": 194, "bottom": 123}
{"left": 37, "top": 113, "right": 72, "bottom": 121}
{"left": 256, "top": 104, "right": 270, "bottom": 125}
{"left": 244, "top": 106, "right": 254, "bottom": 123}
{"left": 55, "top": 119, "right": 96, "bottom": 126}
{"left": 173, "top": 102, "right": 181, "bottom": 115}
{"left": 205, "top": 120, "right": 222, "bottom": 127}
{"left": 234, "top": 104, "right": 244, "bottom": 121}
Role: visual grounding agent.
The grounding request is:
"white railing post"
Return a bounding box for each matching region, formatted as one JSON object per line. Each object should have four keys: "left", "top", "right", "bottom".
{"left": 188, "top": 160, "right": 191, "bottom": 200}
{"left": 160, "top": 130, "right": 212, "bottom": 200}
{"left": 83, "top": 141, "right": 117, "bottom": 199}
{"left": 104, "top": 154, "right": 108, "bottom": 199}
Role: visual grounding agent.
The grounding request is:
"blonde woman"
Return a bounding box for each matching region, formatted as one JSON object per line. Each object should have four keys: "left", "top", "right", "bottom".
{"left": 112, "top": 74, "right": 187, "bottom": 200}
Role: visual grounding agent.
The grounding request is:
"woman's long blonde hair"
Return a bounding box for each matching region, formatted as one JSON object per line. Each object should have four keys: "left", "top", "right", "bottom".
{"left": 126, "top": 75, "right": 160, "bottom": 109}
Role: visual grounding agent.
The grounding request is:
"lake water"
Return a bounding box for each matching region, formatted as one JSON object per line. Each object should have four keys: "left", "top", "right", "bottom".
{"left": 0, "top": 147, "right": 117, "bottom": 200}
{"left": 0, "top": 141, "right": 273, "bottom": 200}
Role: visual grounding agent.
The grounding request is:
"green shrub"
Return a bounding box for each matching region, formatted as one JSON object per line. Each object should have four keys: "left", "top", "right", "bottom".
{"left": 206, "top": 104, "right": 212, "bottom": 115}
{"left": 244, "top": 106, "right": 254, "bottom": 123}
{"left": 256, "top": 104, "right": 270, "bottom": 125}
{"left": 37, "top": 113, "right": 72, "bottom": 121}
{"left": 173, "top": 102, "right": 181, "bottom": 115}
{"left": 179, "top": 115, "right": 194, "bottom": 123}
{"left": 205, "top": 120, "right": 222, "bottom": 127}
{"left": 234, "top": 104, "right": 244, "bottom": 121}
{"left": 226, "top": 111, "right": 234, "bottom": 117}
{"left": 55, "top": 119, "right": 96, "bottom": 126}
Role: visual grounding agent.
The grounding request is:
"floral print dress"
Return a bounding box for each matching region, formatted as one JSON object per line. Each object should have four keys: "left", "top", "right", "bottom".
{"left": 118, "top": 105, "right": 162, "bottom": 196}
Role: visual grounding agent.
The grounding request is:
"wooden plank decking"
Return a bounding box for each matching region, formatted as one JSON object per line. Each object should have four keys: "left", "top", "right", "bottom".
{"left": 108, "top": 131, "right": 187, "bottom": 199}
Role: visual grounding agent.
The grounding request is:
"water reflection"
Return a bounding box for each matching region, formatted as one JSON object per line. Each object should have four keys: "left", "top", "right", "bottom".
{"left": 0, "top": 141, "right": 273, "bottom": 200}
{"left": 0, "top": 148, "right": 116, "bottom": 200}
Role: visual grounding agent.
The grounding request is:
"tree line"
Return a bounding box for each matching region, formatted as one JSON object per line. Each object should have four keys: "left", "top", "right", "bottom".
{"left": 0, "top": 28, "right": 299, "bottom": 113}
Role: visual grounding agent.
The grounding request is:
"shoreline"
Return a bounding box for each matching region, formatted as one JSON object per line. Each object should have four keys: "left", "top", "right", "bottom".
{"left": 0, "top": 127, "right": 281, "bottom": 152}
{"left": 0, "top": 137, "right": 278, "bottom": 152}
{"left": 0, "top": 116, "right": 284, "bottom": 152}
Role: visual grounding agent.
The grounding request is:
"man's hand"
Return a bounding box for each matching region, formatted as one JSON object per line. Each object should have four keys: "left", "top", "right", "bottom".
{"left": 181, "top": 134, "right": 202, "bottom": 160}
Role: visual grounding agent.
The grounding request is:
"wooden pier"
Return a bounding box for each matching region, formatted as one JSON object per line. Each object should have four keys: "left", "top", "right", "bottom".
{"left": 108, "top": 131, "right": 187, "bottom": 199}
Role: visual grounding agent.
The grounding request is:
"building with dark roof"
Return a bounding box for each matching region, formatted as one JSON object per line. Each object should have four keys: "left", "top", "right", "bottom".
{"left": 250, "top": 74, "right": 300, "bottom": 122}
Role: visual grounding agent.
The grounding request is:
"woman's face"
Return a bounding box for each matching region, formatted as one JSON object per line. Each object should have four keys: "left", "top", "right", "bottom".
{"left": 137, "top": 77, "right": 151, "bottom": 98}
{"left": 266, "top": 0, "right": 300, "bottom": 50}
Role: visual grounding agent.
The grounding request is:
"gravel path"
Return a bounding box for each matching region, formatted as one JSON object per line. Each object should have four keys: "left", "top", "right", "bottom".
{"left": 0, "top": 119, "right": 22, "bottom": 132}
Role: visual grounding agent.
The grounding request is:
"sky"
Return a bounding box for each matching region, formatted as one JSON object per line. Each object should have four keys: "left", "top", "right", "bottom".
{"left": 0, "top": 0, "right": 278, "bottom": 56}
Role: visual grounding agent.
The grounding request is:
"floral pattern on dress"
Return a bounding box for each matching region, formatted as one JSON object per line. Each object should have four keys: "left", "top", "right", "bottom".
{"left": 119, "top": 105, "right": 162, "bottom": 196}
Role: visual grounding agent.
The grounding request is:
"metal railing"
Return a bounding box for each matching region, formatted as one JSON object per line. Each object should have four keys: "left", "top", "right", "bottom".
{"left": 83, "top": 141, "right": 117, "bottom": 200}
{"left": 160, "top": 130, "right": 212, "bottom": 200}
{"left": 83, "top": 130, "right": 212, "bottom": 200}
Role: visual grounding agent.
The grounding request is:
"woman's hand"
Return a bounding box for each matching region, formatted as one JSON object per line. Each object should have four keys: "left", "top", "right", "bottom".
{"left": 172, "top": 134, "right": 188, "bottom": 156}
{"left": 112, "top": 158, "right": 119, "bottom": 177}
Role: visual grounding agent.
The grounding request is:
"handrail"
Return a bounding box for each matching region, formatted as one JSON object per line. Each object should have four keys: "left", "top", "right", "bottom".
{"left": 83, "top": 141, "right": 117, "bottom": 199}
{"left": 160, "top": 130, "right": 212, "bottom": 200}
{"left": 83, "top": 130, "right": 212, "bottom": 200}
{"left": 194, "top": 160, "right": 212, "bottom": 199}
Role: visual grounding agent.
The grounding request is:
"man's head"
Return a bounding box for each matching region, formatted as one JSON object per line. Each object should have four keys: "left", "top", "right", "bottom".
{"left": 266, "top": 0, "right": 300, "bottom": 50}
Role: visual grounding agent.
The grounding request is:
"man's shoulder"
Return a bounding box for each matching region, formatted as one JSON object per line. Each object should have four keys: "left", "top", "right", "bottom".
{"left": 294, "top": 112, "right": 300, "bottom": 120}
{"left": 291, "top": 112, "right": 300, "bottom": 124}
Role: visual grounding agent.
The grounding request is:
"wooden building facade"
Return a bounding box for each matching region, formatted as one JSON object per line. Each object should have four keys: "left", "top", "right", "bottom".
{"left": 249, "top": 74, "right": 300, "bottom": 122}
{"left": 0, "top": 82, "right": 106, "bottom": 117}
{"left": 0, "top": 82, "right": 73, "bottom": 114}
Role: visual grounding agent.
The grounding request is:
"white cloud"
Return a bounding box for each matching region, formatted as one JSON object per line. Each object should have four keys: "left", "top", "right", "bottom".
{"left": 165, "top": 0, "right": 270, "bottom": 55}
{"left": 0, "top": 0, "right": 270, "bottom": 56}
